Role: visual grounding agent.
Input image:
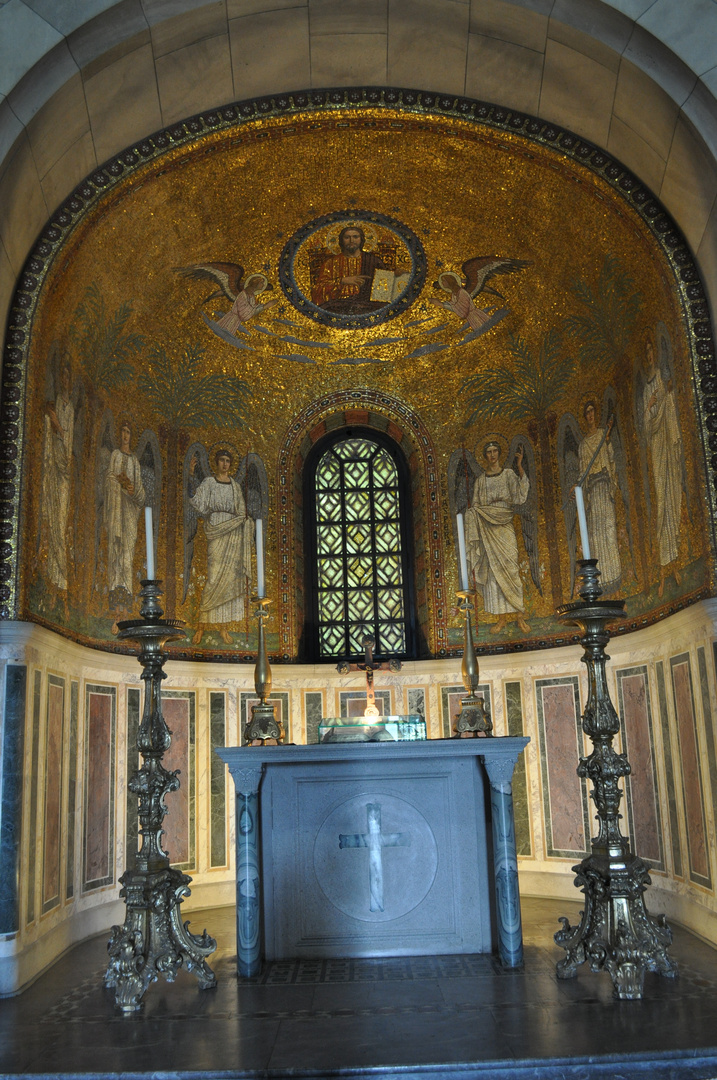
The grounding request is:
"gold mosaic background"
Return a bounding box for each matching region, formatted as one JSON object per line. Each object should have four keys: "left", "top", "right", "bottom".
{"left": 21, "top": 108, "right": 710, "bottom": 656}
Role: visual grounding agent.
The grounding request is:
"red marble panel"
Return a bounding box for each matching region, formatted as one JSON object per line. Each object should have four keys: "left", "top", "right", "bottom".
{"left": 85, "top": 692, "right": 112, "bottom": 885}
{"left": 43, "top": 681, "right": 64, "bottom": 908}
{"left": 621, "top": 673, "right": 661, "bottom": 864}
{"left": 672, "top": 660, "right": 710, "bottom": 883}
{"left": 541, "top": 682, "right": 585, "bottom": 854}
{"left": 162, "top": 696, "right": 190, "bottom": 866}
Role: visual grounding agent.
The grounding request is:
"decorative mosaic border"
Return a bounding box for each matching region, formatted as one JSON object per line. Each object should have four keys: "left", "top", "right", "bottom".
{"left": 2, "top": 85, "right": 715, "bottom": 648}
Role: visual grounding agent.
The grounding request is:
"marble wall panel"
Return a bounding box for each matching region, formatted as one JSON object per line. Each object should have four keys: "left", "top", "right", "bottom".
{"left": 504, "top": 679, "right": 531, "bottom": 858}
{"left": 42, "top": 675, "right": 64, "bottom": 913}
{"left": 440, "top": 684, "right": 491, "bottom": 739}
{"left": 698, "top": 647, "right": 717, "bottom": 879}
{"left": 125, "top": 686, "right": 141, "bottom": 870}
{"left": 340, "top": 689, "right": 392, "bottom": 719}
{"left": 670, "top": 653, "right": 711, "bottom": 888}
{"left": 83, "top": 684, "right": 116, "bottom": 892}
{"left": 0, "top": 665, "right": 26, "bottom": 933}
{"left": 655, "top": 659, "right": 684, "bottom": 878}
{"left": 305, "top": 690, "right": 324, "bottom": 746}
{"left": 535, "top": 676, "right": 588, "bottom": 858}
{"left": 209, "top": 690, "right": 227, "bottom": 868}
{"left": 65, "top": 679, "right": 78, "bottom": 901}
{"left": 162, "top": 691, "right": 195, "bottom": 870}
{"left": 26, "top": 670, "right": 42, "bottom": 924}
{"left": 239, "top": 691, "right": 290, "bottom": 746}
{"left": 406, "top": 687, "right": 426, "bottom": 722}
{"left": 616, "top": 666, "right": 663, "bottom": 868}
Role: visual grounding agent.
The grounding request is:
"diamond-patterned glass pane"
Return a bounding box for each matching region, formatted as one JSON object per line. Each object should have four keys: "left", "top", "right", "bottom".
{"left": 374, "top": 521, "right": 400, "bottom": 552}
{"left": 381, "top": 623, "right": 405, "bottom": 653}
{"left": 317, "top": 523, "right": 342, "bottom": 555}
{"left": 334, "top": 438, "right": 372, "bottom": 462}
{"left": 313, "top": 435, "right": 407, "bottom": 660}
{"left": 346, "top": 556, "right": 374, "bottom": 587}
{"left": 376, "top": 555, "right": 401, "bottom": 587}
{"left": 374, "top": 489, "right": 399, "bottom": 518}
{"left": 345, "top": 460, "right": 370, "bottom": 489}
{"left": 378, "top": 588, "right": 404, "bottom": 619}
{"left": 317, "top": 490, "right": 341, "bottom": 523}
{"left": 317, "top": 453, "right": 340, "bottom": 490}
{"left": 319, "top": 590, "right": 344, "bottom": 621}
{"left": 345, "top": 490, "right": 371, "bottom": 522}
{"left": 346, "top": 524, "right": 372, "bottom": 555}
{"left": 320, "top": 624, "right": 345, "bottom": 655}
{"left": 349, "top": 623, "right": 373, "bottom": 654}
{"left": 347, "top": 589, "right": 373, "bottom": 621}
{"left": 373, "top": 449, "right": 397, "bottom": 486}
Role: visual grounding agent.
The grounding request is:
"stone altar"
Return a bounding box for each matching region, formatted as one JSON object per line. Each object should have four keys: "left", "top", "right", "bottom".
{"left": 217, "top": 737, "right": 528, "bottom": 976}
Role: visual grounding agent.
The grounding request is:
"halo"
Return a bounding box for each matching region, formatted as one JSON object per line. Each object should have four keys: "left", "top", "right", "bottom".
{"left": 578, "top": 392, "right": 601, "bottom": 425}
{"left": 437, "top": 271, "right": 462, "bottom": 293}
{"left": 475, "top": 431, "right": 508, "bottom": 462}
{"left": 324, "top": 221, "right": 378, "bottom": 252}
{"left": 208, "top": 440, "right": 241, "bottom": 473}
{"left": 244, "top": 273, "right": 268, "bottom": 294}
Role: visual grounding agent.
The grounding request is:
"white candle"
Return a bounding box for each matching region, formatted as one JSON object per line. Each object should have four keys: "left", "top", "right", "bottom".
{"left": 574, "top": 486, "right": 591, "bottom": 560}
{"left": 256, "top": 518, "right": 265, "bottom": 598}
{"left": 144, "top": 505, "right": 155, "bottom": 580}
{"left": 456, "top": 513, "right": 470, "bottom": 591}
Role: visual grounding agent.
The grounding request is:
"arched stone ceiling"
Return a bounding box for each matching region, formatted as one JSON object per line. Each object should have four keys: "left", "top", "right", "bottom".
{"left": 0, "top": 0, "right": 716, "bottom": 341}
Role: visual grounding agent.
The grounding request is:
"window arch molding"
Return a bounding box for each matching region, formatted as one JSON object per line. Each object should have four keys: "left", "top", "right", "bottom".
{"left": 302, "top": 426, "right": 417, "bottom": 663}
{"left": 276, "top": 390, "right": 445, "bottom": 662}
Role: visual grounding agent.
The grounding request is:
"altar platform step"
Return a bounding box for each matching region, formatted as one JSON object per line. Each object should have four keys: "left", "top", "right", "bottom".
{"left": 1, "top": 897, "right": 716, "bottom": 1079}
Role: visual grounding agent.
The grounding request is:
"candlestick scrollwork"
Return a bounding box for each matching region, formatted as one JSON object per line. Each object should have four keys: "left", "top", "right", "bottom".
{"left": 104, "top": 581, "right": 217, "bottom": 1012}
{"left": 554, "top": 560, "right": 677, "bottom": 999}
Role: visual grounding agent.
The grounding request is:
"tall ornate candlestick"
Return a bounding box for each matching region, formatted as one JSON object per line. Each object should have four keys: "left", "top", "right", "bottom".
{"left": 105, "top": 580, "right": 217, "bottom": 1012}
{"left": 244, "top": 596, "right": 283, "bottom": 744}
{"left": 452, "top": 590, "right": 492, "bottom": 736}
{"left": 554, "top": 559, "right": 676, "bottom": 999}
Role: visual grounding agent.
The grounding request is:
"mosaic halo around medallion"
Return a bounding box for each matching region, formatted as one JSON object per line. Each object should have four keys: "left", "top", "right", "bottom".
{"left": 278, "top": 210, "right": 427, "bottom": 328}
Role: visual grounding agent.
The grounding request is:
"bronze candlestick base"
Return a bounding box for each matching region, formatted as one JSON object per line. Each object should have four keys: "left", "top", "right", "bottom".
{"left": 244, "top": 597, "right": 283, "bottom": 744}
{"left": 104, "top": 581, "right": 217, "bottom": 1012}
{"left": 453, "top": 591, "right": 492, "bottom": 737}
{"left": 554, "top": 560, "right": 676, "bottom": 999}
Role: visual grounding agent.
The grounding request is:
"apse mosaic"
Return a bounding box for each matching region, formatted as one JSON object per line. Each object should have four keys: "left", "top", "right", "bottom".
{"left": 6, "top": 91, "right": 715, "bottom": 659}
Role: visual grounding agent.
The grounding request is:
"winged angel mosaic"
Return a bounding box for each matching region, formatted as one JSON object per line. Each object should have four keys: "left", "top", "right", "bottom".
{"left": 175, "top": 210, "right": 530, "bottom": 364}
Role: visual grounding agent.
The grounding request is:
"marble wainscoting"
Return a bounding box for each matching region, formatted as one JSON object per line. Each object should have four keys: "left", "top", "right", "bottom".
{"left": 1, "top": 602, "right": 717, "bottom": 994}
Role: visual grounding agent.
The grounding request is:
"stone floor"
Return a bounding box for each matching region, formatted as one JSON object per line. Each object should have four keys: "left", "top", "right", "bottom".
{"left": 1, "top": 897, "right": 717, "bottom": 1079}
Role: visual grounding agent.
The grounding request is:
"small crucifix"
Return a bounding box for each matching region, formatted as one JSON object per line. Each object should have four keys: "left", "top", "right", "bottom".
{"left": 358, "top": 636, "right": 379, "bottom": 717}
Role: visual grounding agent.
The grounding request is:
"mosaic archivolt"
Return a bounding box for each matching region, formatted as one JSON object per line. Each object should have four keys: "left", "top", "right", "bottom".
{"left": 5, "top": 92, "right": 715, "bottom": 659}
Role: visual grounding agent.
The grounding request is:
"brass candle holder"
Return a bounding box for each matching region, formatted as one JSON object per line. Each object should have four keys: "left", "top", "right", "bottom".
{"left": 452, "top": 590, "right": 492, "bottom": 737}
{"left": 554, "top": 559, "right": 677, "bottom": 998}
{"left": 105, "top": 580, "right": 217, "bottom": 1011}
{"left": 244, "top": 596, "right": 283, "bottom": 744}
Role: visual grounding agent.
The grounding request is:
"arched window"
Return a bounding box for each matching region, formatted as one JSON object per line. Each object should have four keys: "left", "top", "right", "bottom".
{"left": 304, "top": 429, "right": 416, "bottom": 662}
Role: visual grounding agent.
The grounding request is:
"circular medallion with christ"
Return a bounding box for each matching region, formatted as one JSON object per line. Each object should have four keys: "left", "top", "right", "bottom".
{"left": 278, "top": 210, "right": 426, "bottom": 328}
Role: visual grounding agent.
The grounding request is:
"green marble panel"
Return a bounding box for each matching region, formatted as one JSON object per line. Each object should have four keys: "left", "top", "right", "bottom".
{"left": 0, "top": 665, "right": 26, "bottom": 933}
{"left": 210, "top": 691, "right": 226, "bottom": 867}
{"left": 305, "top": 691, "right": 324, "bottom": 745}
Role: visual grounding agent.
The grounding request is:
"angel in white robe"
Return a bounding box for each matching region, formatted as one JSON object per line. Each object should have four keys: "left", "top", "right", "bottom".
{"left": 41, "top": 363, "right": 74, "bottom": 591}
{"left": 464, "top": 441, "right": 530, "bottom": 634}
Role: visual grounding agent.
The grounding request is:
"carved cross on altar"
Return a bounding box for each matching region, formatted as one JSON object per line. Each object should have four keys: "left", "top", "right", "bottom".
{"left": 339, "top": 802, "right": 410, "bottom": 912}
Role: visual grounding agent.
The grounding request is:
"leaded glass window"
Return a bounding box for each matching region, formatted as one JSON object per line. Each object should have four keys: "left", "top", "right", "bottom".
{"left": 312, "top": 435, "right": 409, "bottom": 660}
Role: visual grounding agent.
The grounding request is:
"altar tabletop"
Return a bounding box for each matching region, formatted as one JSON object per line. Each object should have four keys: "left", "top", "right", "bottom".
{"left": 217, "top": 737, "right": 528, "bottom": 976}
